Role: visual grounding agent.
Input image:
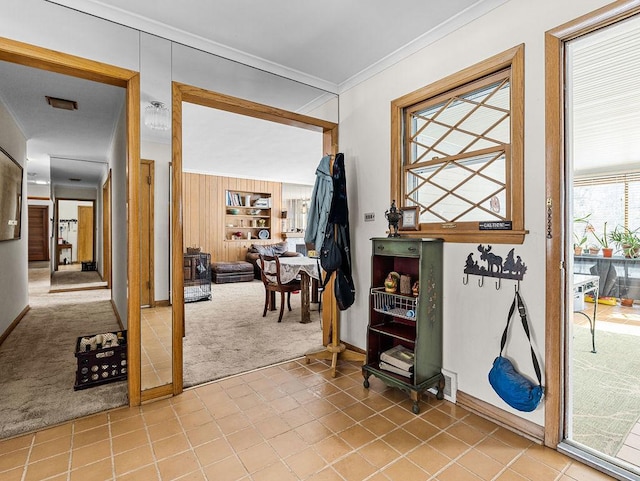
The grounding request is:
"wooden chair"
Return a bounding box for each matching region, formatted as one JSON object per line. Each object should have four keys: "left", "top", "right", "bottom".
{"left": 258, "top": 254, "right": 301, "bottom": 322}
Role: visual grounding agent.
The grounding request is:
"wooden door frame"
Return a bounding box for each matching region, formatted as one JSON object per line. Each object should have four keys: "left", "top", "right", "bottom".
{"left": 0, "top": 36, "right": 142, "bottom": 406}
{"left": 141, "top": 159, "right": 155, "bottom": 307}
{"left": 28, "top": 204, "right": 49, "bottom": 261}
{"left": 77, "top": 202, "right": 95, "bottom": 264}
{"left": 54, "top": 198, "right": 95, "bottom": 267}
{"left": 171, "top": 82, "right": 338, "bottom": 396}
{"left": 102, "top": 170, "right": 112, "bottom": 288}
{"left": 544, "top": 0, "right": 640, "bottom": 448}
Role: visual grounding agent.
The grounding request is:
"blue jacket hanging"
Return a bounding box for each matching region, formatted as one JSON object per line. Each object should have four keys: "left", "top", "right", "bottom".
{"left": 305, "top": 155, "right": 333, "bottom": 251}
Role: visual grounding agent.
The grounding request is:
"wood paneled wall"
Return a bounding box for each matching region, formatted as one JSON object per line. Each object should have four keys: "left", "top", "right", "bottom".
{"left": 182, "top": 173, "right": 282, "bottom": 261}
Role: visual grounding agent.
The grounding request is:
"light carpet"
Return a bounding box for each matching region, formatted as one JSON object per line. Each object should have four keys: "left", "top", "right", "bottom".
{"left": 51, "top": 269, "right": 107, "bottom": 291}
{"left": 183, "top": 280, "right": 324, "bottom": 387}
{"left": 571, "top": 324, "right": 640, "bottom": 456}
{"left": 0, "top": 266, "right": 127, "bottom": 439}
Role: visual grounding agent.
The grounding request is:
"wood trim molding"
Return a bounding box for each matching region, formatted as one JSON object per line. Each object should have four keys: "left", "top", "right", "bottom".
{"left": 174, "top": 82, "right": 337, "bottom": 133}
{"left": 0, "top": 36, "right": 136, "bottom": 87}
{"left": 27, "top": 196, "right": 50, "bottom": 200}
{"left": 141, "top": 159, "right": 155, "bottom": 307}
{"left": 390, "top": 44, "right": 526, "bottom": 244}
{"left": 172, "top": 82, "right": 185, "bottom": 397}
{"left": 0, "top": 36, "right": 142, "bottom": 407}
{"left": 126, "top": 73, "right": 142, "bottom": 406}
{"left": 0, "top": 305, "right": 29, "bottom": 347}
{"left": 457, "top": 391, "right": 544, "bottom": 444}
{"left": 141, "top": 384, "right": 174, "bottom": 403}
{"left": 102, "top": 170, "right": 112, "bottom": 289}
{"left": 544, "top": 0, "right": 640, "bottom": 448}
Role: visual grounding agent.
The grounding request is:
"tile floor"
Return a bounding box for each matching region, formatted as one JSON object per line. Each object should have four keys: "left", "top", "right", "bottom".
{"left": 0, "top": 359, "right": 616, "bottom": 481}
{"left": 141, "top": 307, "right": 172, "bottom": 389}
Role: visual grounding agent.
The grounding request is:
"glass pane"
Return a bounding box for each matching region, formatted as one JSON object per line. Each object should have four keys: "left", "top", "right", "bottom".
{"left": 407, "top": 152, "right": 506, "bottom": 222}
{"left": 630, "top": 181, "right": 640, "bottom": 227}
{"left": 573, "top": 183, "right": 625, "bottom": 249}
{"left": 410, "top": 79, "right": 510, "bottom": 161}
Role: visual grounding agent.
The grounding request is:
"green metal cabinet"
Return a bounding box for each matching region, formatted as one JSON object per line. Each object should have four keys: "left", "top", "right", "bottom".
{"left": 362, "top": 238, "right": 444, "bottom": 414}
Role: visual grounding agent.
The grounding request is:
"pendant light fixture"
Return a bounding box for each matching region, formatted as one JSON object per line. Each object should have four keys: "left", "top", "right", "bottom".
{"left": 144, "top": 101, "right": 170, "bottom": 131}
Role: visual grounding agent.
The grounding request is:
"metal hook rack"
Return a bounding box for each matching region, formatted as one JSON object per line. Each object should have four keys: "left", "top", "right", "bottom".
{"left": 462, "top": 244, "right": 527, "bottom": 290}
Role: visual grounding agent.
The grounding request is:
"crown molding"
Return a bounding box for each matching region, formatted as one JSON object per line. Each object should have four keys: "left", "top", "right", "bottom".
{"left": 338, "top": 0, "right": 509, "bottom": 94}
{"left": 45, "top": 0, "right": 339, "bottom": 94}
{"left": 46, "top": 0, "right": 507, "bottom": 97}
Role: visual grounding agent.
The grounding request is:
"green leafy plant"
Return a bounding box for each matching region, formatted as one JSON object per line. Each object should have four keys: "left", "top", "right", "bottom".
{"left": 588, "top": 221, "right": 609, "bottom": 248}
{"left": 608, "top": 225, "right": 640, "bottom": 258}
{"left": 573, "top": 214, "right": 591, "bottom": 248}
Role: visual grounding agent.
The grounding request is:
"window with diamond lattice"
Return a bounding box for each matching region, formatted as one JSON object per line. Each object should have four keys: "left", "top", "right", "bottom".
{"left": 391, "top": 45, "right": 526, "bottom": 243}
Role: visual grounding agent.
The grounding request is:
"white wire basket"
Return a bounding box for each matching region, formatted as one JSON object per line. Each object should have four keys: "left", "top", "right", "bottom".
{"left": 371, "top": 287, "right": 418, "bottom": 321}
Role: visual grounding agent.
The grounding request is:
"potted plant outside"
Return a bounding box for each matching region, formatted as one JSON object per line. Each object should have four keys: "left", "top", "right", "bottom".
{"left": 609, "top": 226, "right": 640, "bottom": 259}
{"left": 618, "top": 277, "right": 634, "bottom": 307}
{"left": 589, "top": 222, "right": 613, "bottom": 257}
{"left": 573, "top": 214, "right": 590, "bottom": 256}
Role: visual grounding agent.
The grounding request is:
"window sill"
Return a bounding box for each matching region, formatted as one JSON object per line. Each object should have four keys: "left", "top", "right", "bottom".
{"left": 396, "top": 229, "right": 529, "bottom": 244}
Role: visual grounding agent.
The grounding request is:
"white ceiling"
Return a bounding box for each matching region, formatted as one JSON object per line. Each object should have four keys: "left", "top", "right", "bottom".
{"left": 2, "top": 1, "right": 638, "bottom": 191}
{"left": 182, "top": 104, "right": 324, "bottom": 185}
{"left": 0, "top": 60, "right": 122, "bottom": 188}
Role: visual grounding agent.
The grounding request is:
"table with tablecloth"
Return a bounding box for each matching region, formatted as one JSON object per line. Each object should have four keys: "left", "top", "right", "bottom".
{"left": 262, "top": 256, "right": 320, "bottom": 323}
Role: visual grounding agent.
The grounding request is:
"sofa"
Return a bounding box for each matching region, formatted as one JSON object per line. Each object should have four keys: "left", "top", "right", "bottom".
{"left": 245, "top": 241, "right": 302, "bottom": 279}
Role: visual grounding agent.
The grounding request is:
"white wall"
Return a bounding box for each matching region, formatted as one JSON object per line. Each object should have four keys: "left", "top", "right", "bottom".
{"left": 0, "top": 100, "right": 28, "bottom": 335}
{"left": 110, "top": 101, "right": 128, "bottom": 327}
{"left": 338, "top": 0, "right": 612, "bottom": 425}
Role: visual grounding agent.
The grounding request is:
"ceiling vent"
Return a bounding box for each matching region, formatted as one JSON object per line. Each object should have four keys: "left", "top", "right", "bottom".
{"left": 46, "top": 96, "right": 78, "bottom": 110}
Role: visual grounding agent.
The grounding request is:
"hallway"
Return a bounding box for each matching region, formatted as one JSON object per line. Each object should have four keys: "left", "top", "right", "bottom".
{"left": 0, "top": 263, "right": 126, "bottom": 439}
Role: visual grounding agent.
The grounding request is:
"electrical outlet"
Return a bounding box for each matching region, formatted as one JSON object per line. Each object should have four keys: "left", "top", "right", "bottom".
{"left": 364, "top": 212, "right": 375, "bottom": 222}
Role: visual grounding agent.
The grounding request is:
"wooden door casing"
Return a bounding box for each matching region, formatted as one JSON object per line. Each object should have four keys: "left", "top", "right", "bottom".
{"left": 103, "top": 172, "right": 112, "bottom": 287}
{"left": 28, "top": 205, "right": 49, "bottom": 261}
{"left": 77, "top": 205, "right": 94, "bottom": 262}
{"left": 140, "top": 159, "right": 155, "bottom": 307}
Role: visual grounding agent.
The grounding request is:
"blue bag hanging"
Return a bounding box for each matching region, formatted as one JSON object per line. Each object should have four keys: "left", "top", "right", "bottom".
{"left": 488, "top": 290, "right": 543, "bottom": 412}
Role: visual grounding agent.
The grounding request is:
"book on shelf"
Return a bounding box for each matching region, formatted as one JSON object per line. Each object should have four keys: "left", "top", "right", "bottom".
{"left": 380, "top": 345, "right": 414, "bottom": 371}
{"left": 254, "top": 197, "right": 271, "bottom": 208}
{"left": 379, "top": 361, "right": 412, "bottom": 378}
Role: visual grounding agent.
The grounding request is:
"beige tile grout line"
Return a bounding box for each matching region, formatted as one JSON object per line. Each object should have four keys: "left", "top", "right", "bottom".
{"left": 19, "top": 432, "right": 36, "bottom": 481}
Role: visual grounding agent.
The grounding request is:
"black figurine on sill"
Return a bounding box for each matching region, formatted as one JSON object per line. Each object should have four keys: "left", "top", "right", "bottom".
{"left": 385, "top": 200, "right": 402, "bottom": 238}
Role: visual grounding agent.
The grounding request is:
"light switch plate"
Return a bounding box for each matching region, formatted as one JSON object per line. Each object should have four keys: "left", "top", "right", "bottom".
{"left": 364, "top": 212, "right": 375, "bottom": 222}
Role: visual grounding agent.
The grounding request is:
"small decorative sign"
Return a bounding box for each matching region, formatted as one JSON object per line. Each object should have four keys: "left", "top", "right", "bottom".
{"left": 479, "top": 221, "right": 512, "bottom": 230}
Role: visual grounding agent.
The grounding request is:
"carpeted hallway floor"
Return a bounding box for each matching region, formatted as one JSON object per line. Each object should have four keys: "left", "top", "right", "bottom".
{"left": 0, "top": 263, "right": 127, "bottom": 439}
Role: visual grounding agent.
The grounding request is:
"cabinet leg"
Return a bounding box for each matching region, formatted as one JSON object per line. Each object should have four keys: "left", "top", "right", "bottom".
{"left": 363, "top": 371, "right": 371, "bottom": 389}
{"left": 410, "top": 390, "right": 421, "bottom": 414}
{"left": 436, "top": 373, "right": 445, "bottom": 400}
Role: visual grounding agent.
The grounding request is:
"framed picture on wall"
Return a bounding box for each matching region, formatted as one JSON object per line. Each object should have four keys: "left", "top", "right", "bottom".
{"left": 399, "top": 206, "right": 419, "bottom": 231}
{"left": 0, "top": 146, "right": 23, "bottom": 241}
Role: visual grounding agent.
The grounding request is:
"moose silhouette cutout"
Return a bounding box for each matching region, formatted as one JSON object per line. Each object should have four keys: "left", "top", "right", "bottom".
{"left": 464, "top": 245, "right": 527, "bottom": 281}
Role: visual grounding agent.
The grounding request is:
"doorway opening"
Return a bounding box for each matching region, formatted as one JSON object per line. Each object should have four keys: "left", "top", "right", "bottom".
{"left": 52, "top": 199, "right": 105, "bottom": 291}
{"left": 170, "top": 82, "right": 338, "bottom": 395}
{"left": 546, "top": 4, "right": 640, "bottom": 479}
